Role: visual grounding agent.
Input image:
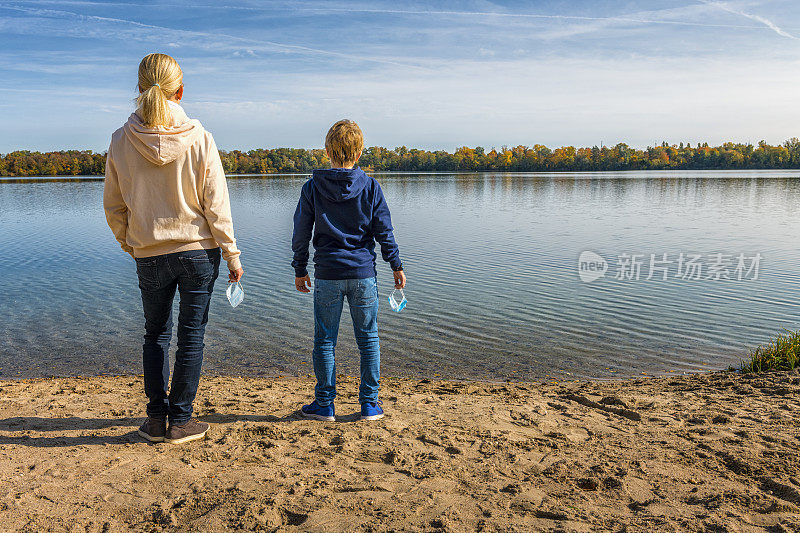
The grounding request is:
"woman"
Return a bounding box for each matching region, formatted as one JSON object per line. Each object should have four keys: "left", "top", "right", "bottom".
{"left": 104, "top": 53, "right": 243, "bottom": 444}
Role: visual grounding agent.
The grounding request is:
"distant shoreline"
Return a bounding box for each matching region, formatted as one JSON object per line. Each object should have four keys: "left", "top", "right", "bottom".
{"left": 3, "top": 168, "right": 800, "bottom": 183}
{"left": 4, "top": 140, "right": 800, "bottom": 177}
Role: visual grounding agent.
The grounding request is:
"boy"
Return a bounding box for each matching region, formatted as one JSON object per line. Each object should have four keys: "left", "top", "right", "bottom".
{"left": 292, "top": 119, "right": 406, "bottom": 421}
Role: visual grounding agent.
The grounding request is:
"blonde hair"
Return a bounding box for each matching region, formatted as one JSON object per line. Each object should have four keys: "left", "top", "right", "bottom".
{"left": 135, "top": 53, "right": 183, "bottom": 127}
{"left": 325, "top": 119, "right": 364, "bottom": 165}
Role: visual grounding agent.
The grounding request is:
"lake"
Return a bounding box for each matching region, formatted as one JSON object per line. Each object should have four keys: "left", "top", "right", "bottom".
{"left": 1, "top": 170, "right": 799, "bottom": 381}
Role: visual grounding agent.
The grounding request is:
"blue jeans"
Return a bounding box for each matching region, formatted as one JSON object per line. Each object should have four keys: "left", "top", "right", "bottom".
{"left": 313, "top": 277, "right": 380, "bottom": 405}
{"left": 135, "top": 248, "right": 220, "bottom": 425}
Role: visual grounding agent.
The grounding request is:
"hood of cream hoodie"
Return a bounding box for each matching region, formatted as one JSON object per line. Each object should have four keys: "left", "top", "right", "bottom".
{"left": 123, "top": 101, "right": 204, "bottom": 166}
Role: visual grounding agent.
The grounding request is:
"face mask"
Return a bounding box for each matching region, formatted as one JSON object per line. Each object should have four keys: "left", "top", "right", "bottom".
{"left": 388, "top": 288, "right": 406, "bottom": 312}
{"left": 226, "top": 281, "right": 244, "bottom": 308}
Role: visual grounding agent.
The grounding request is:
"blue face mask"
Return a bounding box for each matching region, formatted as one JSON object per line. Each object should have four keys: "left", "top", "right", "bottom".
{"left": 226, "top": 281, "right": 244, "bottom": 308}
{"left": 388, "top": 288, "right": 406, "bottom": 312}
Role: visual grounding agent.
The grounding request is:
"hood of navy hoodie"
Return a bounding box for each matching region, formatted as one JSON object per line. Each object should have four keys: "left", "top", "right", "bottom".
{"left": 312, "top": 167, "right": 370, "bottom": 202}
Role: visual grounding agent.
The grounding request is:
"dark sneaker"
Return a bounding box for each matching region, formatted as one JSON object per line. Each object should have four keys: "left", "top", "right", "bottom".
{"left": 300, "top": 400, "right": 335, "bottom": 421}
{"left": 138, "top": 416, "right": 167, "bottom": 443}
{"left": 164, "top": 418, "right": 210, "bottom": 444}
{"left": 360, "top": 400, "right": 384, "bottom": 421}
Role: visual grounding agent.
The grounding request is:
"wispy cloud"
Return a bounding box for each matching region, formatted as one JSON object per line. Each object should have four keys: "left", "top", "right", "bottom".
{"left": 6, "top": 0, "right": 774, "bottom": 31}
{"left": 0, "top": 4, "right": 429, "bottom": 69}
{"left": 301, "top": 5, "right": 768, "bottom": 31}
{"left": 1, "top": 0, "right": 800, "bottom": 152}
{"left": 700, "top": 1, "right": 798, "bottom": 39}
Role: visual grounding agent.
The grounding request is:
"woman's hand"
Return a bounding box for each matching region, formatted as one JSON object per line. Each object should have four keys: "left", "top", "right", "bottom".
{"left": 394, "top": 270, "right": 406, "bottom": 289}
{"left": 295, "top": 275, "right": 312, "bottom": 293}
{"left": 229, "top": 267, "right": 244, "bottom": 282}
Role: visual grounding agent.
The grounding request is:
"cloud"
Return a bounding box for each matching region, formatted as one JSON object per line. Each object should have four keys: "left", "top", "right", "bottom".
{"left": 2, "top": 0, "right": 800, "bottom": 152}
{"left": 0, "top": 4, "right": 429, "bottom": 69}
{"left": 699, "top": 1, "right": 798, "bottom": 39}
{"left": 287, "top": 5, "right": 766, "bottom": 31}
{"left": 169, "top": 54, "right": 800, "bottom": 150}
{"left": 7, "top": 0, "right": 773, "bottom": 33}
{"left": 17, "top": 1, "right": 765, "bottom": 31}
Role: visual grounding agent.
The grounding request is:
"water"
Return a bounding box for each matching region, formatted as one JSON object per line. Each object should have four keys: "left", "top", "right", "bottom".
{"left": 2, "top": 170, "right": 800, "bottom": 381}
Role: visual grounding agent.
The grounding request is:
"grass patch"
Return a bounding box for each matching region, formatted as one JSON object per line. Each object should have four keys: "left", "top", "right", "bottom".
{"left": 741, "top": 329, "right": 800, "bottom": 373}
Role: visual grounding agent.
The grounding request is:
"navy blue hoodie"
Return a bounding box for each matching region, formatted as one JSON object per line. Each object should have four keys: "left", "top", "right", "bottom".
{"left": 292, "top": 167, "right": 402, "bottom": 280}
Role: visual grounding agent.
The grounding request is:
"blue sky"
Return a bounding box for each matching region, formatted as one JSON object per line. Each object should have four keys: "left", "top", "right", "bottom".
{"left": 1, "top": 0, "right": 800, "bottom": 152}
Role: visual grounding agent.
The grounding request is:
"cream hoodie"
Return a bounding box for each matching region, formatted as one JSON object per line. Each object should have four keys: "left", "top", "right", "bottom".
{"left": 103, "top": 102, "right": 241, "bottom": 271}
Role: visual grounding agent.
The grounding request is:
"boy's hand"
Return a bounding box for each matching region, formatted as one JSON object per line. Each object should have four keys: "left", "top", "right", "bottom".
{"left": 295, "top": 275, "right": 312, "bottom": 293}
{"left": 393, "top": 270, "right": 406, "bottom": 289}
{"left": 229, "top": 267, "right": 244, "bottom": 283}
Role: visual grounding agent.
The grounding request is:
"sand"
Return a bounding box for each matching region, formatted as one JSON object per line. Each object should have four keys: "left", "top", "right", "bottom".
{"left": 0, "top": 370, "right": 798, "bottom": 532}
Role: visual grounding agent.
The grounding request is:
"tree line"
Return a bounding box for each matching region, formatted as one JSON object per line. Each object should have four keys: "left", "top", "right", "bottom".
{"left": 3, "top": 140, "right": 800, "bottom": 177}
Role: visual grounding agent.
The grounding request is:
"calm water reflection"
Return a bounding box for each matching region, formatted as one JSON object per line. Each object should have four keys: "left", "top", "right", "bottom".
{"left": 2, "top": 170, "right": 800, "bottom": 380}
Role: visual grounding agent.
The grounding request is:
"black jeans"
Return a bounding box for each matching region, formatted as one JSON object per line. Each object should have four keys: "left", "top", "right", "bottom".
{"left": 135, "top": 248, "right": 220, "bottom": 425}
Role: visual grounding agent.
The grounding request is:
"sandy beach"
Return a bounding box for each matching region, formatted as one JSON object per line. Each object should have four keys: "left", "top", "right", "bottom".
{"left": 0, "top": 370, "right": 798, "bottom": 532}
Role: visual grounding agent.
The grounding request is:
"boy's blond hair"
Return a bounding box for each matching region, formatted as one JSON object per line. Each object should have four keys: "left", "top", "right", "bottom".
{"left": 325, "top": 120, "right": 364, "bottom": 165}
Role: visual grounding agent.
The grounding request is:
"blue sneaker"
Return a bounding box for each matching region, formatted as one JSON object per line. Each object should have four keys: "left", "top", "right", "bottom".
{"left": 300, "top": 400, "right": 335, "bottom": 421}
{"left": 360, "top": 400, "right": 384, "bottom": 421}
